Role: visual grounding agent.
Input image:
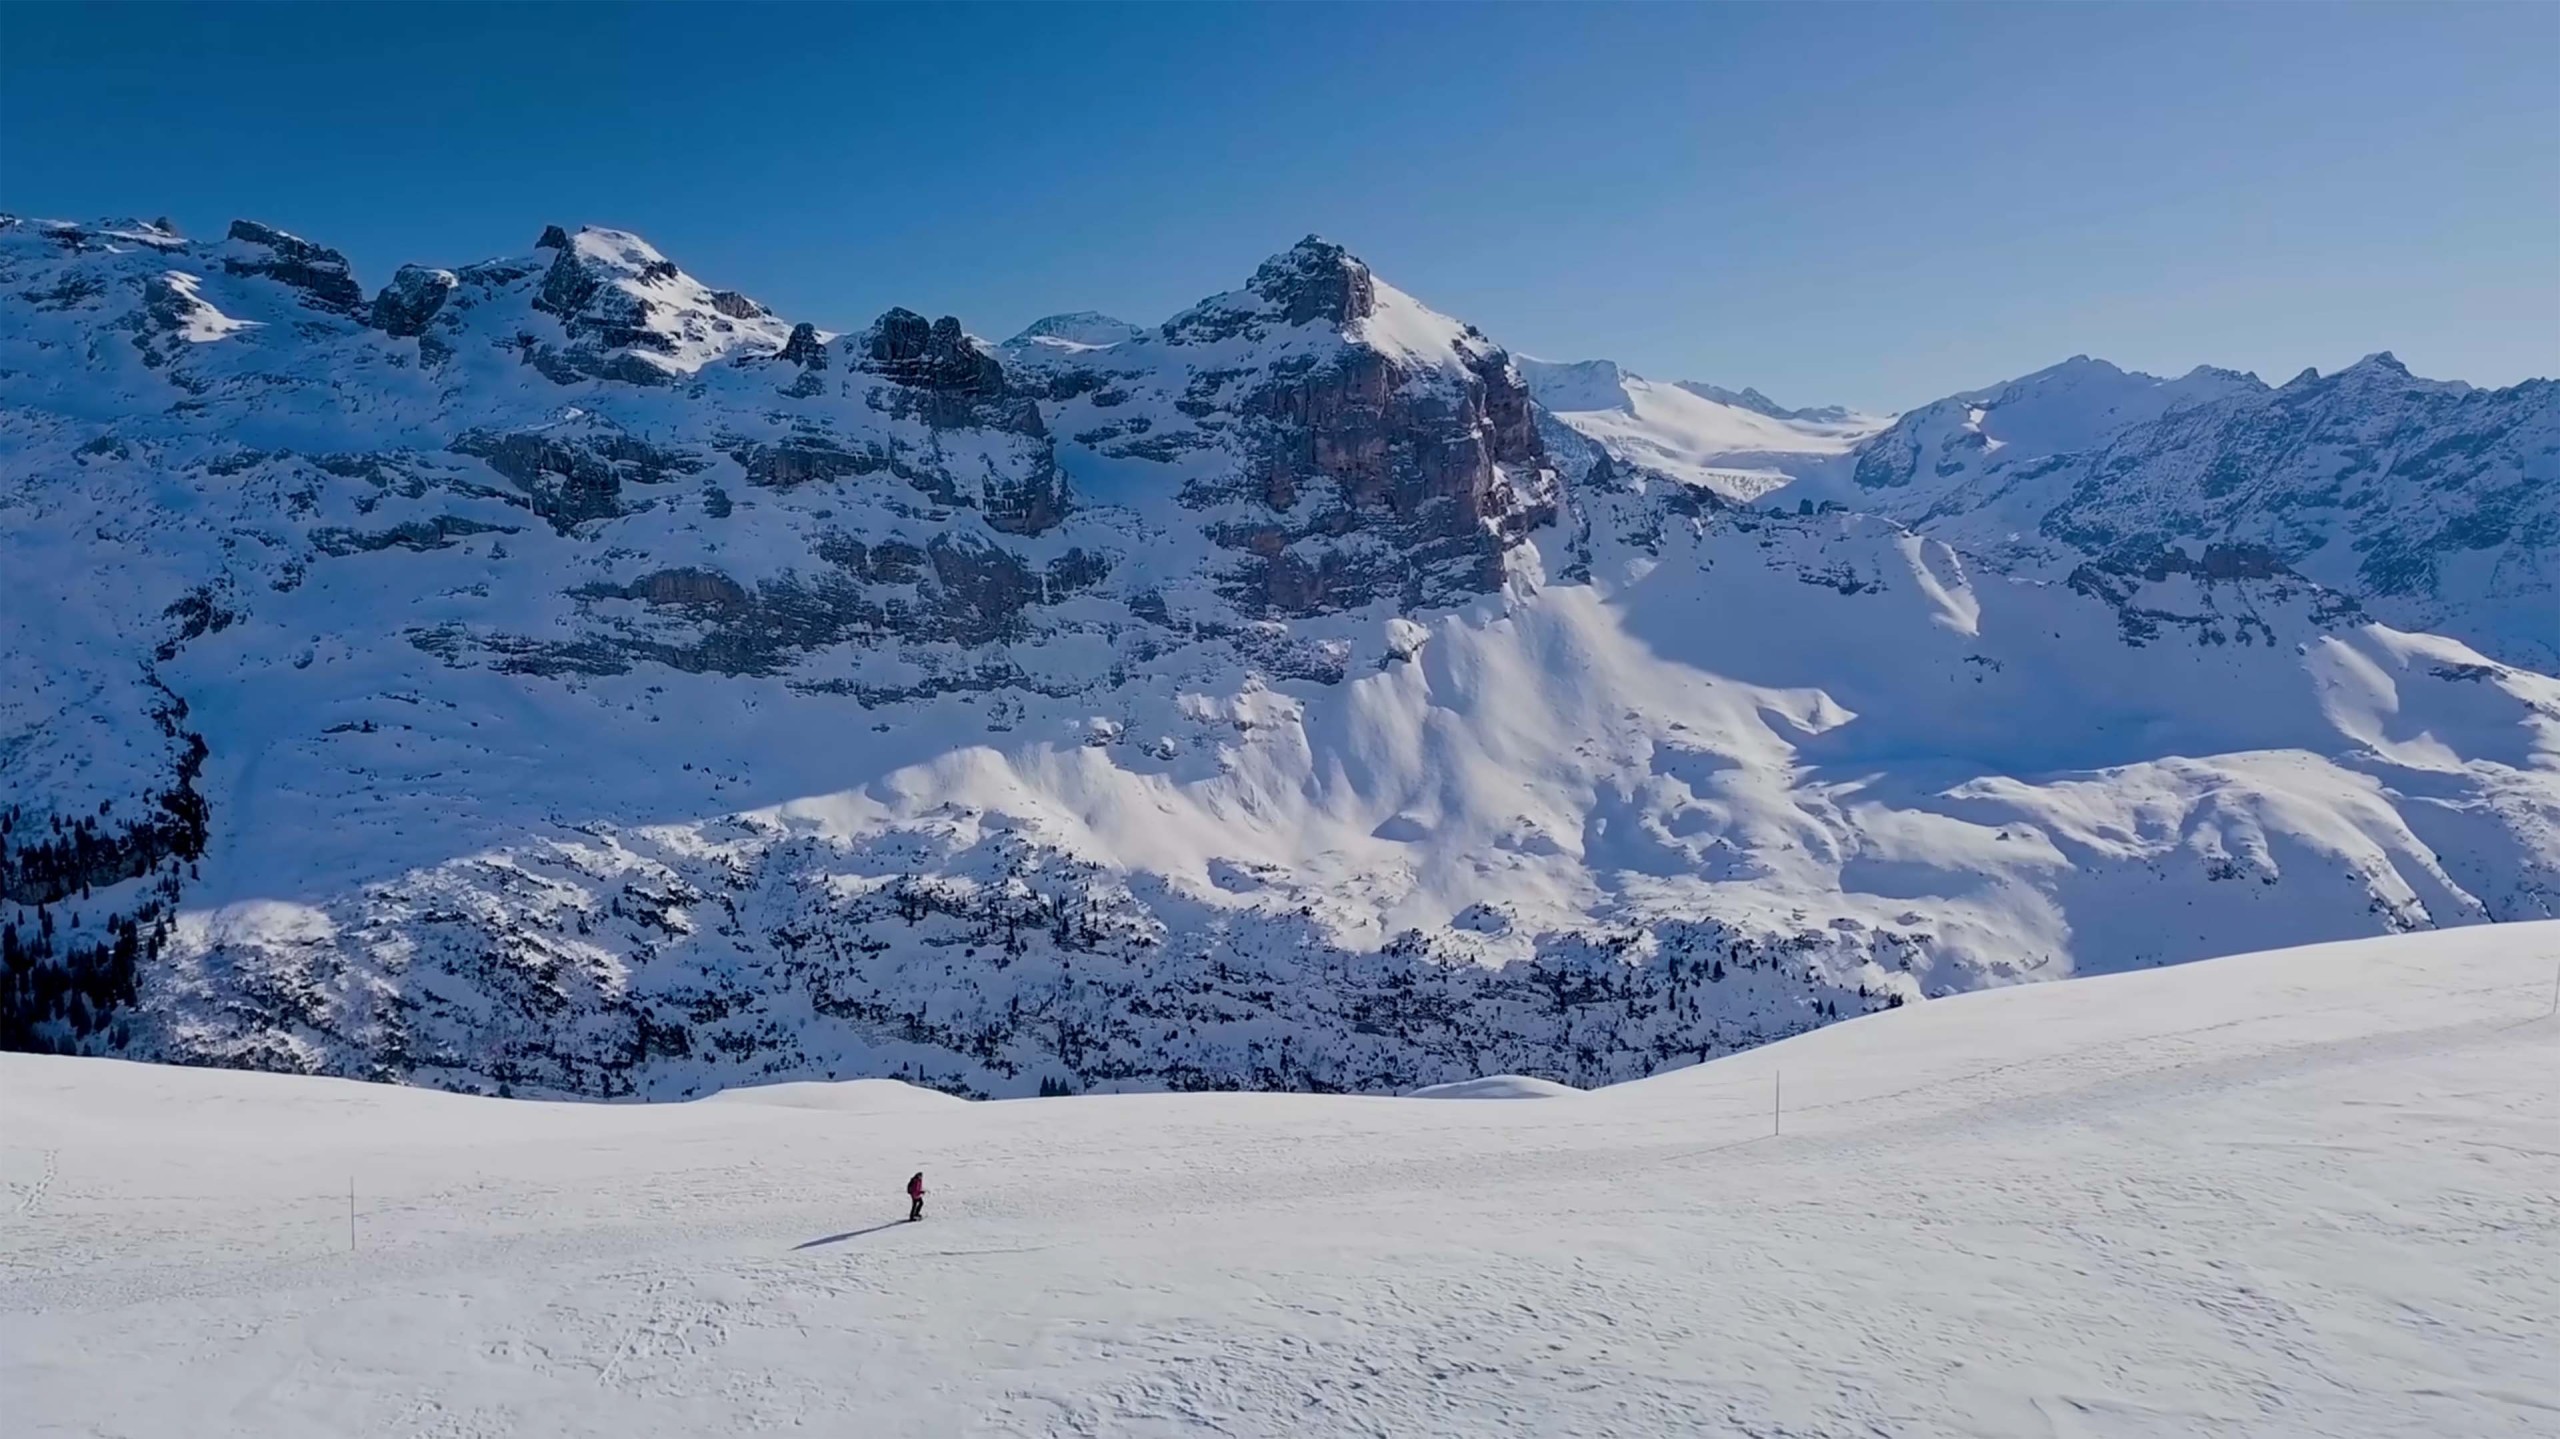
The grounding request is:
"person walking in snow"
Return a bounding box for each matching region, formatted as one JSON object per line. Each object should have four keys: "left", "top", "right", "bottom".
{"left": 906, "top": 1170, "right": 926, "bottom": 1222}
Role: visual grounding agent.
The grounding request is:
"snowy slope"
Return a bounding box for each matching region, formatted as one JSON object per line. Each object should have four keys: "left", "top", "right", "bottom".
{"left": 5, "top": 924, "right": 2554, "bottom": 1436}
{"left": 1519, "top": 356, "right": 1884, "bottom": 501}
{"left": 3, "top": 215, "right": 2558, "bottom": 1101}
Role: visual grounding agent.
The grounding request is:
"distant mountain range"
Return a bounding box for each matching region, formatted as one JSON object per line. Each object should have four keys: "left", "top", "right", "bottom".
{"left": 3, "top": 214, "right": 2552, "bottom": 1096}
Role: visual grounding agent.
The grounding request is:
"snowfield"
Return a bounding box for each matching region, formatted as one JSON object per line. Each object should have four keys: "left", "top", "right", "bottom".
{"left": 6, "top": 923, "right": 2555, "bottom": 1437}
{"left": 1519, "top": 355, "right": 1885, "bottom": 502}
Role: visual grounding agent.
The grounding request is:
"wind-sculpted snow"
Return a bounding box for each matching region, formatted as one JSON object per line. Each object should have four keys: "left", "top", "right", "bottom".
{"left": 2, "top": 214, "right": 2555, "bottom": 1096}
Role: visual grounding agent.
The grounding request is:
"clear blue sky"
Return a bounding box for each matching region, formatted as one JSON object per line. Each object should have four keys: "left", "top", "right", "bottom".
{"left": 4, "top": 2, "right": 2552, "bottom": 411}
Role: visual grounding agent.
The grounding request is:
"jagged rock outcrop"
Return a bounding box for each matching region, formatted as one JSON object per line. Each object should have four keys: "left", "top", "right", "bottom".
{"left": 368, "top": 264, "right": 457, "bottom": 337}
{"left": 1220, "top": 331, "right": 1551, "bottom": 613}
{"left": 865, "top": 308, "right": 1004, "bottom": 394}
{"left": 451, "top": 418, "right": 707, "bottom": 532}
{"left": 220, "top": 220, "right": 365, "bottom": 315}
{"left": 777, "top": 321, "right": 826, "bottom": 367}
{"left": 1161, "top": 236, "right": 1377, "bottom": 342}
{"left": 852, "top": 307, "right": 1065, "bottom": 532}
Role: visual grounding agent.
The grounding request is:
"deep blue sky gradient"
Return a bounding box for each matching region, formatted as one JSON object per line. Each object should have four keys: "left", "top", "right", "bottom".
{"left": 4, "top": 2, "right": 2552, "bottom": 410}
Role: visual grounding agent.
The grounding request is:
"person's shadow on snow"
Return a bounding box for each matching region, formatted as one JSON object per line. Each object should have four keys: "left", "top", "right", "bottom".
{"left": 792, "top": 1221, "right": 908, "bottom": 1250}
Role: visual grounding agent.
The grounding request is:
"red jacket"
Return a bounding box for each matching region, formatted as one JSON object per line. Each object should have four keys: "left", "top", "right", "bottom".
{"left": 907, "top": 1174, "right": 925, "bottom": 1197}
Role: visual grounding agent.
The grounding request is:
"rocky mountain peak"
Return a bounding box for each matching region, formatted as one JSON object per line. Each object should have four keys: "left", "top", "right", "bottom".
{"left": 2319, "top": 351, "right": 2441, "bottom": 395}
{"left": 777, "top": 320, "right": 827, "bottom": 368}
{"left": 862, "top": 307, "right": 1003, "bottom": 396}
{"left": 1248, "top": 235, "right": 1375, "bottom": 327}
{"left": 2179, "top": 364, "right": 2262, "bottom": 389}
{"left": 219, "top": 219, "right": 364, "bottom": 316}
{"left": 1157, "top": 236, "right": 1383, "bottom": 348}
{"left": 517, "top": 225, "right": 793, "bottom": 384}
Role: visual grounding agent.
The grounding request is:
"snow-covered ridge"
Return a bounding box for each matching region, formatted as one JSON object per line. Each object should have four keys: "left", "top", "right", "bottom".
{"left": 1, "top": 212, "right": 2555, "bottom": 1103}
{"left": 1801, "top": 353, "right": 2559, "bottom": 667}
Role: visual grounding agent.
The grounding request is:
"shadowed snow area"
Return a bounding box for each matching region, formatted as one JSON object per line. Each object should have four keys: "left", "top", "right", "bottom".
{"left": 5, "top": 923, "right": 2554, "bottom": 1436}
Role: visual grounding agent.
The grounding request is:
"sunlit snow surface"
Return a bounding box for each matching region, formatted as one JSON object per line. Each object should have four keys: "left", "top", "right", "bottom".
{"left": 5, "top": 924, "right": 2554, "bottom": 1436}
{"left": 1519, "top": 356, "right": 1886, "bottom": 501}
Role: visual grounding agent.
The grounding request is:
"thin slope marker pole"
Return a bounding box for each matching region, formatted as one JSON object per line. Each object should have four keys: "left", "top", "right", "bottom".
{"left": 2549, "top": 957, "right": 2558, "bottom": 1019}
{"left": 349, "top": 1177, "right": 355, "bottom": 1253}
{"left": 1773, "top": 1070, "right": 1781, "bottom": 1138}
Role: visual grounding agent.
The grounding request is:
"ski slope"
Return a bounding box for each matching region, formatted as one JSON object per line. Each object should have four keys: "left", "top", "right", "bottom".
{"left": 4, "top": 925, "right": 2555, "bottom": 1437}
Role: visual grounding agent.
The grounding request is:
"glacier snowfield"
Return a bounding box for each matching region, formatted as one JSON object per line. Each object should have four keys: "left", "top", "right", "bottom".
{"left": 6, "top": 923, "right": 2554, "bottom": 1437}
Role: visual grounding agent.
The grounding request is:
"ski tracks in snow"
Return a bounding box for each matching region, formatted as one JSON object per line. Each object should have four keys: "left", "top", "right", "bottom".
{"left": 7, "top": 1150, "right": 57, "bottom": 1216}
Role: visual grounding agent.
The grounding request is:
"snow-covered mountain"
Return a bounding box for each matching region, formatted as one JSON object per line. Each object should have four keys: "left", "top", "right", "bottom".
{"left": 4, "top": 214, "right": 2555, "bottom": 1099}
{"left": 1778, "top": 355, "right": 2559, "bottom": 669}
{"left": 1001, "top": 311, "right": 1147, "bottom": 353}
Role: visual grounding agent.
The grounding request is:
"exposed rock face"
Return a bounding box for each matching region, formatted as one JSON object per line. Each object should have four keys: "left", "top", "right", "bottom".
{"left": 220, "top": 220, "right": 365, "bottom": 315}
{"left": 850, "top": 307, "right": 1067, "bottom": 533}
{"left": 1163, "top": 236, "right": 1376, "bottom": 342}
{"left": 778, "top": 321, "right": 826, "bottom": 368}
{"left": 863, "top": 308, "right": 1007, "bottom": 396}
{"left": 1023, "top": 236, "right": 1558, "bottom": 616}
{"left": 449, "top": 417, "right": 707, "bottom": 532}
{"left": 1253, "top": 235, "right": 1375, "bottom": 327}
{"left": 368, "top": 264, "right": 458, "bottom": 337}
{"left": 1223, "top": 338, "right": 1552, "bottom": 614}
